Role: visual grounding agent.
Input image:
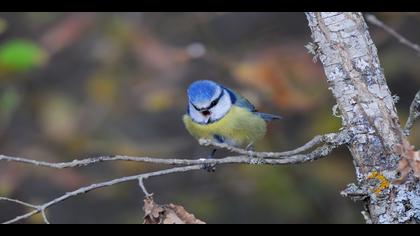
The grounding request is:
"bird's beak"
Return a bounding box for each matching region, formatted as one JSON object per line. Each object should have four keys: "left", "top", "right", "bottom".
{"left": 201, "top": 110, "right": 211, "bottom": 116}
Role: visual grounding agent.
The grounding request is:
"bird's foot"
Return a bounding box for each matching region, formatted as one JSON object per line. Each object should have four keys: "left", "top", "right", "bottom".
{"left": 249, "top": 157, "right": 264, "bottom": 165}
{"left": 202, "top": 163, "right": 217, "bottom": 172}
{"left": 200, "top": 149, "right": 217, "bottom": 173}
{"left": 246, "top": 143, "right": 263, "bottom": 164}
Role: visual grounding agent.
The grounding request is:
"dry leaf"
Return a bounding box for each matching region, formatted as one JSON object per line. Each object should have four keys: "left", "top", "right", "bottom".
{"left": 394, "top": 138, "right": 420, "bottom": 184}
{"left": 143, "top": 197, "right": 205, "bottom": 224}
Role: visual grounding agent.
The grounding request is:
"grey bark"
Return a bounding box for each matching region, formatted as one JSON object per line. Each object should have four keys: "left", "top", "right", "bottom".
{"left": 305, "top": 12, "right": 420, "bottom": 224}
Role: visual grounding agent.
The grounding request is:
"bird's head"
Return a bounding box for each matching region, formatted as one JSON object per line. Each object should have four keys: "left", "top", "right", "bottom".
{"left": 187, "top": 80, "right": 232, "bottom": 124}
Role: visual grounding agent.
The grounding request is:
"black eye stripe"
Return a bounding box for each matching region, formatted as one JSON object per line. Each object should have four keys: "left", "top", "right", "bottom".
{"left": 207, "top": 90, "right": 224, "bottom": 109}
{"left": 191, "top": 103, "right": 201, "bottom": 111}
{"left": 191, "top": 89, "right": 224, "bottom": 111}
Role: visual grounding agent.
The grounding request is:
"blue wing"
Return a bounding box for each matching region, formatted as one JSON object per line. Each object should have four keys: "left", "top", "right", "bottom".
{"left": 223, "top": 86, "right": 256, "bottom": 112}
{"left": 254, "top": 112, "right": 282, "bottom": 121}
{"left": 223, "top": 86, "right": 282, "bottom": 121}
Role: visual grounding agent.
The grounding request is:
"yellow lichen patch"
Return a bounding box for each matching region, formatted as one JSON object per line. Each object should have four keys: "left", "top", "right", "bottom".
{"left": 367, "top": 171, "right": 390, "bottom": 195}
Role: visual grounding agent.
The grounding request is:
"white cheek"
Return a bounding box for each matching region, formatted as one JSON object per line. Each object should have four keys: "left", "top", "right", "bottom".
{"left": 189, "top": 103, "right": 208, "bottom": 123}
{"left": 209, "top": 92, "right": 231, "bottom": 121}
{"left": 189, "top": 89, "right": 232, "bottom": 124}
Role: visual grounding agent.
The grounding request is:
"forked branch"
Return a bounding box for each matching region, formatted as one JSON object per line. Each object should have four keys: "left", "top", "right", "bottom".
{"left": 0, "top": 130, "right": 349, "bottom": 224}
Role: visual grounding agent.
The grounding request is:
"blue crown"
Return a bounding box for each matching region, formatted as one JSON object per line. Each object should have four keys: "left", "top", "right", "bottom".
{"left": 187, "top": 80, "right": 221, "bottom": 105}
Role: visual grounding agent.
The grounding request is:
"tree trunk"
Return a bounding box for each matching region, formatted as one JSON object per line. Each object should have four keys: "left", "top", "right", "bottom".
{"left": 305, "top": 12, "right": 420, "bottom": 224}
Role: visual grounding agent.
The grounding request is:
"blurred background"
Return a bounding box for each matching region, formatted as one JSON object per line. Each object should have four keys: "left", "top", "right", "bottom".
{"left": 0, "top": 12, "right": 419, "bottom": 224}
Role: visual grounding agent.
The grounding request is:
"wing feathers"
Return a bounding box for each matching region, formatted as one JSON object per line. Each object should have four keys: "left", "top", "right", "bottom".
{"left": 255, "top": 112, "right": 282, "bottom": 121}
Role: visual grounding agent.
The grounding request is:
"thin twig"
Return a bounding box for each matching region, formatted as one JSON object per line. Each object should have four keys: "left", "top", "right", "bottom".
{"left": 0, "top": 197, "right": 38, "bottom": 209}
{"left": 3, "top": 210, "right": 40, "bottom": 224}
{"left": 138, "top": 177, "right": 152, "bottom": 197}
{"left": 0, "top": 144, "right": 342, "bottom": 170}
{"left": 2, "top": 165, "right": 202, "bottom": 224}
{"left": 404, "top": 90, "right": 420, "bottom": 136}
{"left": 365, "top": 14, "right": 420, "bottom": 55}
{"left": 199, "top": 132, "right": 344, "bottom": 158}
{"left": 1, "top": 142, "right": 345, "bottom": 224}
{"left": 41, "top": 210, "right": 50, "bottom": 224}
{"left": 0, "top": 197, "right": 46, "bottom": 224}
{"left": 0, "top": 131, "right": 347, "bottom": 169}
{"left": 0, "top": 130, "right": 349, "bottom": 224}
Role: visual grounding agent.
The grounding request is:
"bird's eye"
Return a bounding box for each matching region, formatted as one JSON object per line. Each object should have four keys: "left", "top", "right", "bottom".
{"left": 210, "top": 100, "right": 217, "bottom": 107}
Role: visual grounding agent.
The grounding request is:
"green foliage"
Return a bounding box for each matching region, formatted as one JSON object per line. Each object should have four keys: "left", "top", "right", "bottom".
{"left": 0, "top": 40, "right": 47, "bottom": 72}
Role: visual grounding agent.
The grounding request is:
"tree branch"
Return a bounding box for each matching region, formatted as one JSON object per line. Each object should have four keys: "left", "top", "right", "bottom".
{"left": 138, "top": 177, "right": 152, "bottom": 197}
{"left": 0, "top": 131, "right": 348, "bottom": 169}
{"left": 2, "top": 165, "right": 203, "bottom": 224}
{"left": 306, "top": 12, "right": 419, "bottom": 224}
{"left": 199, "top": 132, "right": 346, "bottom": 158}
{"left": 0, "top": 197, "right": 48, "bottom": 224}
{"left": 0, "top": 130, "right": 349, "bottom": 224}
{"left": 41, "top": 210, "right": 50, "bottom": 224}
{"left": 364, "top": 14, "right": 420, "bottom": 136}
{"left": 404, "top": 90, "right": 420, "bottom": 136}
{"left": 0, "top": 197, "right": 38, "bottom": 209}
{"left": 365, "top": 14, "right": 420, "bottom": 55}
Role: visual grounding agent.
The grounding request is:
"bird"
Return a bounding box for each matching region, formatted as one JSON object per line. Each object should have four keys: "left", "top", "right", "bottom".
{"left": 183, "top": 80, "right": 281, "bottom": 171}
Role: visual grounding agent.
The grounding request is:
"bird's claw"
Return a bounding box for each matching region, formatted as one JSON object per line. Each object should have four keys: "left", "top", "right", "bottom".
{"left": 199, "top": 149, "right": 217, "bottom": 172}
{"left": 245, "top": 144, "right": 263, "bottom": 164}
{"left": 202, "top": 163, "right": 217, "bottom": 172}
{"left": 249, "top": 157, "right": 264, "bottom": 165}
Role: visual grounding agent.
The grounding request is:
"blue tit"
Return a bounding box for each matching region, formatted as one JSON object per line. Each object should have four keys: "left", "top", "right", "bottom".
{"left": 183, "top": 80, "right": 281, "bottom": 152}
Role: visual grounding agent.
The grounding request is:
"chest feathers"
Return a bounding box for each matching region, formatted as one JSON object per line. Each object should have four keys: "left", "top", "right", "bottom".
{"left": 183, "top": 105, "right": 267, "bottom": 147}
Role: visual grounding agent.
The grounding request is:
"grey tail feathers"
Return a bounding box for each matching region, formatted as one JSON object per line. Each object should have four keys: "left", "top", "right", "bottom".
{"left": 255, "top": 112, "right": 282, "bottom": 121}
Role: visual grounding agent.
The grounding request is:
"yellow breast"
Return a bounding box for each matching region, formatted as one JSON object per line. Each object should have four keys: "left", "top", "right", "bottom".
{"left": 183, "top": 105, "right": 267, "bottom": 147}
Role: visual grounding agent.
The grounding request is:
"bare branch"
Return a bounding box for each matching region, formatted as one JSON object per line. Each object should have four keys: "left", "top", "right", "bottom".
{"left": 199, "top": 131, "right": 346, "bottom": 158}
{"left": 2, "top": 165, "right": 202, "bottom": 224}
{"left": 0, "top": 197, "right": 46, "bottom": 224}
{"left": 0, "top": 131, "right": 348, "bottom": 169}
{"left": 41, "top": 210, "right": 50, "bottom": 224}
{"left": 3, "top": 210, "right": 40, "bottom": 224}
{"left": 365, "top": 14, "right": 420, "bottom": 55}
{"left": 404, "top": 90, "right": 420, "bottom": 136}
{"left": 138, "top": 178, "right": 152, "bottom": 197}
{"left": 0, "top": 130, "right": 349, "bottom": 224}
{"left": 0, "top": 197, "right": 38, "bottom": 209}
{"left": 0, "top": 154, "right": 194, "bottom": 169}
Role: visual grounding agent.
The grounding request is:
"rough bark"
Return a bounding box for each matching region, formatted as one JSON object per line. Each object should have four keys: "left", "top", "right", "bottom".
{"left": 306, "top": 12, "right": 420, "bottom": 224}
